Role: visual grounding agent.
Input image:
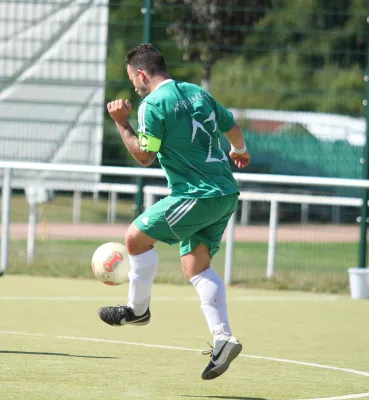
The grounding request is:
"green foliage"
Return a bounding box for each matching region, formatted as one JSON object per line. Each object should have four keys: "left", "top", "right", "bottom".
{"left": 103, "top": 0, "right": 367, "bottom": 166}
{"left": 158, "top": 0, "right": 269, "bottom": 80}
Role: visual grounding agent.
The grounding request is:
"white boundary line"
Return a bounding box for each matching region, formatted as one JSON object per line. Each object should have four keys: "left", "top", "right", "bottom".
{"left": 0, "top": 295, "right": 341, "bottom": 301}
{"left": 0, "top": 330, "right": 368, "bottom": 400}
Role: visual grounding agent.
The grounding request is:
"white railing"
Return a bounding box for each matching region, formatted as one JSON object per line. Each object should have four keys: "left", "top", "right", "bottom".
{"left": 230, "top": 108, "right": 365, "bottom": 146}
{"left": 1, "top": 161, "right": 368, "bottom": 283}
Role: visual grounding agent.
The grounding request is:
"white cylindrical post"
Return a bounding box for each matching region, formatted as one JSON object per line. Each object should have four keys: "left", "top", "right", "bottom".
{"left": 267, "top": 200, "right": 279, "bottom": 278}
{"left": 332, "top": 205, "right": 341, "bottom": 224}
{"left": 301, "top": 203, "right": 309, "bottom": 224}
{"left": 73, "top": 191, "right": 81, "bottom": 224}
{"left": 240, "top": 200, "right": 251, "bottom": 225}
{"left": 93, "top": 190, "right": 99, "bottom": 201}
{"left": 27, "top": 200, "right": 37, "bottom": 264}
{"left": 224, "top": 211, "right": 236, "bottom": 285}
{"left": 144, "top": 192, "right": 155, "bottom": 210}
{"left": 110, "top": 191, "right": 117, "bottom": 224}
{"left": 107, "top": 190, "right": 111, "bottom": 223}
{"left": 1, "top": 168, "right": 12, "bottom": 273}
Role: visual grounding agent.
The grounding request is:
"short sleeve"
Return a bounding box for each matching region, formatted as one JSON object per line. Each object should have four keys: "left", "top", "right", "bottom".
{"left": 137, "top": 101, "right": 165, "bottom": 140}
{"left": 208, "top": 96, "right": 235, "bottom": 133}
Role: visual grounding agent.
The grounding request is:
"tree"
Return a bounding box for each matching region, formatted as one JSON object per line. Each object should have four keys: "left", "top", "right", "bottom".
{"left": 159, "top": 0, "right": 270, "bottom": 91}
{"left": 210, "top": 0, "right": 367, "bottom": 115}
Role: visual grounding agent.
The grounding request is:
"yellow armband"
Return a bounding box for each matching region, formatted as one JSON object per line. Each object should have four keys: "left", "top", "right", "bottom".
{"left": 138, "top": 133, "right": 161, "bottom": 152}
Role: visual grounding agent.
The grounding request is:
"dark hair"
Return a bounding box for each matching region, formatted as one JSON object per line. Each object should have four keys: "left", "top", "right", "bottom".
{"left": 126, "top": 43, "right": 167, "bottom": 76}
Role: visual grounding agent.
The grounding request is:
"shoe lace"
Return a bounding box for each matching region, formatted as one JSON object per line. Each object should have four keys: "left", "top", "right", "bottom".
{"left": 202, "top": 343, "right": 213, "bottom": 357}
{"left": 113, "top": 305, "right": 131, "bottom": 319}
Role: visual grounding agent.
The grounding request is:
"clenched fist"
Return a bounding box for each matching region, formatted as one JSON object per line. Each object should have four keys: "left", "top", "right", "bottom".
{"left": 107, "top": 99, "right": 132, "bottom": 124}
{"left": 229, "top": 150, "right": 251, "bottom": 169}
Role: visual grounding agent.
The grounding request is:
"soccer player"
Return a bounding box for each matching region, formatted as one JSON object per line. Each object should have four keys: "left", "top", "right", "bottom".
{"left": 99, "top": 43, "right": 251, "bottom": 380}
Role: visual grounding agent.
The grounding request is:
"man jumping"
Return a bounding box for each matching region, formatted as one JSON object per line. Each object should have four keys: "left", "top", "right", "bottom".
{"left": 99, "top": 43, "right": 250, "bottom": 380}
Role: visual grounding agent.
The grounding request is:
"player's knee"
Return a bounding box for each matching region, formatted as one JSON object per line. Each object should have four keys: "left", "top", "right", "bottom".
{"left": 125, "top": 224, "right": 155, "bottom": 255}
{"left": 125, "top": 229, "right": 139, "bottom": 254}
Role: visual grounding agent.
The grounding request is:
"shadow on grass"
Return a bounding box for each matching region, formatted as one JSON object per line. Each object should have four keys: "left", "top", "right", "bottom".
{"left": 180, "top": 396, "right": 268, "bottom": 400}
{"left": 0, "top": 350, "right": 118, "bottom": 359}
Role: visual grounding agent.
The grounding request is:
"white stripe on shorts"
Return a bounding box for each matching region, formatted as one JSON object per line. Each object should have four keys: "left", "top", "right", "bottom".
{"left": 168, "top": 199, "right": 197, "bottom": 227}
{"left": 166, "top": 199, "right": 192, "bottom": 225}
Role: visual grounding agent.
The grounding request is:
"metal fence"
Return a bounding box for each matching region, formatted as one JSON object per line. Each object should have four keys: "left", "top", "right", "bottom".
{"left": 1, "top": 0, "right": 368, "bottom": 175}
{"left": 0, "top": 1, "right": 369, "bottom": 292}
{"left": 108, "top": 0, "right": 367, "bottom": 112}
{"left": 2, "top": 161, "right": 369, "bottom": 293}
{"left": 102, "top": 0, "right": 369, "bottom": 180}
{"left": 0, "top": 0, "right": 109, "bottom": 184}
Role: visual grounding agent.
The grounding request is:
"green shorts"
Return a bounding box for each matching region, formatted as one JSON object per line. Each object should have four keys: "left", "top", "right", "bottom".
{"left": 134, "top": 193, "right": 238, "bottom": 258}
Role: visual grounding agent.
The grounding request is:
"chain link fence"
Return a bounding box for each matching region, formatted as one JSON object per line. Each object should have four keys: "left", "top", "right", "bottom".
{"left": 1, "top": 0, "right": 368, "bottom": 291}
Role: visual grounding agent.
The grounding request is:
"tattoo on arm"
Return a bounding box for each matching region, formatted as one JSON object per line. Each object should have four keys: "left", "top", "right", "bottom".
{"left": 115, "top": 120, "right": 156, "bottom": 167}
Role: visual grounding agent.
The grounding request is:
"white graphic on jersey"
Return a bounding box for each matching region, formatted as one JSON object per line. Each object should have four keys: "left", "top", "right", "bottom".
{"left": 138, "top": 102, "right": 147, "bottom": 133}
{"left": 172, "top": 92, "right": 208, "bottom": 113}
{"left": 191, "top": 111, "right": 228, "bottom": 163}
{"left": 141, "top": 216, "right": 149, "bottom": 226}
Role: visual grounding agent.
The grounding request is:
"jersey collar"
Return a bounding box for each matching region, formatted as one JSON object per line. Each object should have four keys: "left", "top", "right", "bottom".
{"left": 153, "top": 79, "right": 174, "bottom": 92}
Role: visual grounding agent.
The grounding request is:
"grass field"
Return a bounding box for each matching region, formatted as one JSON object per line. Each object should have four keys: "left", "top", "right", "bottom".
{"left": 7, "top": 194, "right": 134, "bottom": 224}
{"left": 3, "top": 193, "right": 361, "bottom": 293}
{"left": 6, "top": 239, "right": 357, "bottom": 293}
{"left": 1, "top": 275, "right": 369, "bottom": 400}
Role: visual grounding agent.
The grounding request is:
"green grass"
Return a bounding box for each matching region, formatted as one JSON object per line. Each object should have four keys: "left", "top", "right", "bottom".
{"left": 4, "top": 194, "right": 360, "bottom": 292}
{"left": 6, "top": 239, "right": 357, "bottom": 293}
{"left": 1, "top": 275, "right": 369, "bottom": 400}
{"left": 7, "top": 193, "right": 134, "bottom": 223}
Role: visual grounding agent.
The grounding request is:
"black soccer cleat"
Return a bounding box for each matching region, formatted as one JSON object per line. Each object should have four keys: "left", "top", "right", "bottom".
{"left": 98, "top": 305, "right": 150, "bottom": 327}
{"left": 201, "top": 336, "right": 242, "bottom": 380}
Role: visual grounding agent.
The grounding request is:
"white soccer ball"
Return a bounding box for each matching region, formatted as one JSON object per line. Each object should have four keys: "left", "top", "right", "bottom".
{"left": 91, "top": 242, "right": 129, "bottom": 286}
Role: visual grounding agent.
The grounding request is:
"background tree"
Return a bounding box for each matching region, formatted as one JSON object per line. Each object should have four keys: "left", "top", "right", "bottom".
{"left": 159, "top": 0, "right": 270, "bottom": 91}
{"left": 210, "top": 0, "right": 367, "bottom": 115}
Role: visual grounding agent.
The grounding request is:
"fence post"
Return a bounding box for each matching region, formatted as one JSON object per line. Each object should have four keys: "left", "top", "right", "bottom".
{"left": 358, "top": 19, "right": 369, "bottom": 269}
{"left": 332, "top": 205, "right": 341, "bottom": 224}
{"left": 73, "top": 191, "right": 81, "bottom": 223}
{"left": 1, "top": 168, "right": 12, "bottom": 274}
{"left": 134, "top": 0, "right": 154, "bottom": 218}
{"left": 224, "top": 211, "right": 236, "bottom": 285}
{"left": 240, "top": 200, "right": 251, "bottom": 225}
{"left": 27, "top": 198, "right": 37, "bottom": 264}
{"left": 267, "top": 200, "right": 279, "bottom": 278}
{"left": 301, "top": 203, "right": 309, "bottom": 224}
{"left": 109, "top": 191, "right": 117, "bottom": 224}
{"left": 144, "top": 191, "right": 155, "bottom": 210}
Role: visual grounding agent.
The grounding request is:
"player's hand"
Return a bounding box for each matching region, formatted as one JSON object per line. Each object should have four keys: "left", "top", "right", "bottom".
{"left": 107, "top": 99, "right": 132, "bottom": 125}
{"left": 229, "top": 150, "right": 251, "bottom": 169}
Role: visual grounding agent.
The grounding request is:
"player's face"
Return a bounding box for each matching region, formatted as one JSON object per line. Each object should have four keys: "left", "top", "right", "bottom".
{"left": 127, "top": 65, "right": 150, "bottom": 98}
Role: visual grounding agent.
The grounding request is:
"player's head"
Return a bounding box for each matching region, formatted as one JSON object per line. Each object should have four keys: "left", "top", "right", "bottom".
{"left": 126, "top": 43, "right": 168, "bottom": 98}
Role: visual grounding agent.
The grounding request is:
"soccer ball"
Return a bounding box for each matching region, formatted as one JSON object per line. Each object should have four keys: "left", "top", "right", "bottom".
{"left": 91, "top": 242, "right": 129, "bottom": 286}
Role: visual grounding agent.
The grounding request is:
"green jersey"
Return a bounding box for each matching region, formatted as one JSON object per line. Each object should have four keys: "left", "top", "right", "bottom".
{"left": 137, "top": 80, "right": 239, "bottom": 198}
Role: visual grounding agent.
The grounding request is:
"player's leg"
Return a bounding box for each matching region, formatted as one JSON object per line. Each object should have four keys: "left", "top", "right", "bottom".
{"left": 125, "top": 224, "right": 158, "bottom": 316}
{"left": 179, "top": 194, "right": 241, "bottom": 379}
{"left": 98, "top": 196, "right": 186, "bottom": 327}
{"left": 181, "top": 242, "right": 242, "bottom": 380}
{"left": 98, "top": 224, "right": 158, "bottom": 326}
{"left": 181, "top": 242, "right": 231, "bottom": 339}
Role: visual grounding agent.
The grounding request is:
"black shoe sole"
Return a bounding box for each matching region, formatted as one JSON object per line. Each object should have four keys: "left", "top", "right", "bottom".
{"left": 97, "top": 308, "right": 150, "bottom": 327}
{"left": 202, "top": 342, "right": 242, "bottom": 380}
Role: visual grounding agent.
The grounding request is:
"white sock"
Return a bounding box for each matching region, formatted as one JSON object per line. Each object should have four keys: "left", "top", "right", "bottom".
{"left": 127, "top": 248, "right": 158, "bottom": 316}
{"left": 190, "top": 268, "right": 232, "bottom": 342}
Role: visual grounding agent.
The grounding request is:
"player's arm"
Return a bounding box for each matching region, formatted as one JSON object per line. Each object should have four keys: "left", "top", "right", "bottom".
{"left": 107, "top": 99, "right": 157, "bottom": 167}
{"left": 209, "top": 94, "right": 251, "bottom": 169}
{"left": 225, "top": 123, "right": 251, "bottom": 169}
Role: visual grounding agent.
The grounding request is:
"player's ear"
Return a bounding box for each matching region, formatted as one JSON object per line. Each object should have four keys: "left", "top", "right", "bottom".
{"left": 137, "top": 69, "right": 148, "bottom": 83}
